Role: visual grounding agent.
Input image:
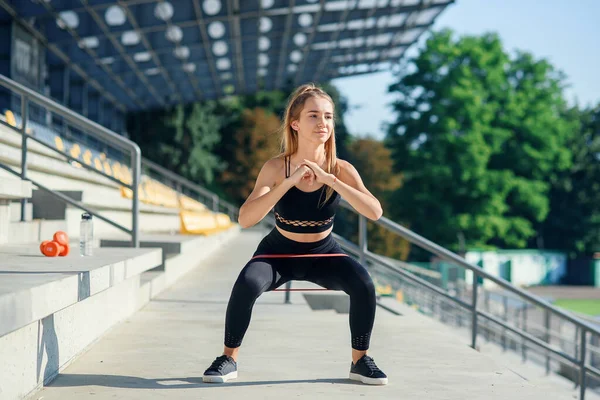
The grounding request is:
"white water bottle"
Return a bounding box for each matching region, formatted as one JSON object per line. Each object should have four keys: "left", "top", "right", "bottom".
{"left": 79, "top": 212, "right": 93, "bottom": 256}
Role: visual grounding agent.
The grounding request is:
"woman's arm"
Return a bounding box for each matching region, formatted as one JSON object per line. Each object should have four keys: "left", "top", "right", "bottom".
{"left": 238, "top": 159, "right": 290, "bottom": 228}
{"left": 331, "top": 160, "right": 382, "bottom": 220}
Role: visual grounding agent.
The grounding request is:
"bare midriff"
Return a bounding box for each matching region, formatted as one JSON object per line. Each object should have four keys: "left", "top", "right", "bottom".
{"left": 276, "top": 225, "right": 334, "bottom": 243}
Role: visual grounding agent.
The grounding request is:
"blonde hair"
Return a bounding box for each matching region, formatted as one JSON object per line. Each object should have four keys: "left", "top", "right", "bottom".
{"left": 280, "top": 83, "right": 339, "bottom": 207}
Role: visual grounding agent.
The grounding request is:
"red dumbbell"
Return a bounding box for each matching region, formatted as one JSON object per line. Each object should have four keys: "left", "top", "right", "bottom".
{"left": 40, "top": 240, "right": 50, "bottom": 254}
{"left": 40, "top": 240, "right": 70, "bottom": 257}
{"left": 40, "top": 231, "right": 70, "bottom": 257}
{"left": 53, "top": 230, "right": 69, "bottom": 246}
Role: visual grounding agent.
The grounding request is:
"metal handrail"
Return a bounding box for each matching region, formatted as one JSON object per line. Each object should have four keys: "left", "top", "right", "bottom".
{"left": 336, "top": 199, "right": 600, "bottom": 399}
{"left": 358, "top": 202, "right": 600, "bottom": 333}
{"left": 398, "top": 280, "right": 600, "bottom": 382}
{"left": 0, "top": 74, "right": 140, "bottom": 247}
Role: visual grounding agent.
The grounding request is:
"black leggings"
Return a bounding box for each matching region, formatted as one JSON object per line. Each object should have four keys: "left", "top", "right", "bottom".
{"left": 224, "top": 228, "right": 376, "bottom": 351}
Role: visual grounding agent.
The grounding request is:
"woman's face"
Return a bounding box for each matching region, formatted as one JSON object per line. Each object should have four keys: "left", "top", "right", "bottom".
{"left": 291, "top": 96, "right": 334, "bottom": 145}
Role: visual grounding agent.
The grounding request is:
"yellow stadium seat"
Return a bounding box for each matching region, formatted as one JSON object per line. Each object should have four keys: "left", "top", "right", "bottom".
{"left": 141, "top": 179, "right": 178, "bottom": 208}
{"left": 376, "top": 284, "right": 393, "bottom": 297}
{"left": 180, "top": 211, "right": 233, "bottom": 235}
{"left": 120, "top": 186, "right": 133, "bottom": 199}
{"left": 5, "top": 110, "right": 16, "bottom": 127}
{"left": 395, "top": 290, "right": 404, "bottom": 303}
{"left": 113, "top": 162, "right": 128, "bottom": 183}
{"left": 82, "top": 149, "right": 92, "bottom": 165}
{"left": 118, "top": 166, "right": 132, "bottom": 185}
{"left": 120, "top": 184, "right": 149, "bottom": 203}
{"left": 94, "top": 157, "right": 103, "bottom": 171}
{"left": 54, "top": 136, "right": 64, "bottom": 151}
{"left": 215, "top": 212, "right": 232, "bottom": 228}
{"left": 70, "top": 143, "right": 81, "bottom": 159}
{"left": 179, "top": 195, "right": 208, "bottom": 212}
{"left": 103, "top": 161, "right": 112, "bottom": 176}
{"left": 120, "top": 176, "right": 214, "bottom": 213}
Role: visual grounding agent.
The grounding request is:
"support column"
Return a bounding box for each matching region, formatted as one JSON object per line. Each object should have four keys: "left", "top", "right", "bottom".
{"left": 82, "top": 81, "right": 88, "bottom": 117}
{"left": 69, "top": 79, "right": 84, "bottom": 115}
{"left": 49, "top": 64, "right": 69, "bottom": 133}
{"left": 88, "top": 89, "right": 99, "bottom": 123}
{"left": 0, "top": 21, "right": 11, "bottom": 114}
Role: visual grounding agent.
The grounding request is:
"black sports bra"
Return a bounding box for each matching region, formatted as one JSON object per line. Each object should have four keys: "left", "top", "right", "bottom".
{"left": 273, "top": 156, "right": 341, "bottom": 234}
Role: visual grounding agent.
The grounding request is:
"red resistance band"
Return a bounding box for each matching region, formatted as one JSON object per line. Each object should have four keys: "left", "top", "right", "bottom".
{"left": 250, "top": 253, "right": 348, "bottom": 292}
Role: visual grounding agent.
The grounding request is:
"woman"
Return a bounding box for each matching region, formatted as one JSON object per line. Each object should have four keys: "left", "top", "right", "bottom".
{"left": 202, "top": 84, "right": 388, "bottom": 385}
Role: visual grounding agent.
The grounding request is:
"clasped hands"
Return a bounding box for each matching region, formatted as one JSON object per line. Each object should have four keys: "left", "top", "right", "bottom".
{"left": 289, "top": 159, "right": 335, "bottom": 188}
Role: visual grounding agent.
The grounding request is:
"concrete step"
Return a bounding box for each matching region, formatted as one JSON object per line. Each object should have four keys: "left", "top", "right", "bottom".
{"left": 26, "top": 173, "right": 178, "bottom": 214}
{"left": 0, "top": 245, "right": 163, "bottom": 339}
{"left": 0, "top": 179, "right": 33, "bottom": 244}
{"left": 7, "top": 219, "right": 68, "bottom": 244}
{"left": 0, "top": 121, "right": 65, "bottom": 162}
{"left": 9, "top": 202, "right": 32, "bottom": 222}
{"left": 64, "top": 207, "right": 181, "bottom": 239}
{"left": 100, "top": 227, "right": 241, "bottom": 269}
{"left": 0, "top": 179, "right": 32, "bottom": 200}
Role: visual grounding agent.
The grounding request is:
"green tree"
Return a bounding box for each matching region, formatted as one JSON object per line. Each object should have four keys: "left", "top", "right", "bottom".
{"left": 128, "top": 102, "right": 224, "bottom": 184}
{"left": 540, "top": 104, "right": 600, "bottom": 256}
{"left": 344, "top": 138, "right": 406, "bottom": 259}
{"left": 240, "top": 89, "right": 290, "bottom": 119}
{"left": 386, "top": 29, "right": 576, "bottom": 254}
{"left": 218, "top": 108, "right": 282, "bottom": 205}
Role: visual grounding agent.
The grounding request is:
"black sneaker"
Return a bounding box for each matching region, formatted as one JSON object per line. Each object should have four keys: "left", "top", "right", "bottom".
{"left": 202, "top": 355, "right": 238, "bottom": 383}
{"left": 349, "top": 355, "right": 388, "bottom": 385}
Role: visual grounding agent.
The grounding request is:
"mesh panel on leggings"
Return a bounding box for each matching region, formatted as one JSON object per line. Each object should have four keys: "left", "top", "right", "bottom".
{"left": 225, "top": 332, "right": 243, "bottom": 348}
{"left": 352, "top": 332, "right": 371, "bottom": 351}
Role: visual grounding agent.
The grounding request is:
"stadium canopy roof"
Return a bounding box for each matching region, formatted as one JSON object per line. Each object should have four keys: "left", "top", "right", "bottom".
{"left": 1, "top": 0, "right": 453, "bottom": 112}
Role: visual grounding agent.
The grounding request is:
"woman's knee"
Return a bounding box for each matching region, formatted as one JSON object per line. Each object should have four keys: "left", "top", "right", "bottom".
{"left": 355, "top": 271, "right": 376, "bottom": 298}
{"left": 337, "top": 259, "right": 376, "bottom": 298}
{"left": 232, "top": 261, "right": 274, "bottom": 299}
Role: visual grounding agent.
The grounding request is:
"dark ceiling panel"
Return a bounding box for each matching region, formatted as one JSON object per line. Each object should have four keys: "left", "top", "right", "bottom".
{"left": 2, "top": 0, "right": 454, "bottom": 111}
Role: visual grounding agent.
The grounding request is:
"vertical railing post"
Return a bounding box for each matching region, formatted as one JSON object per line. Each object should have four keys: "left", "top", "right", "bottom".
{"left": 20, "top": 96, "right": 28, "bottom": 222}
{"left": 484, "top": 290, "right": 490, "bottom": 341}
{"left": 359, "top": 215, "right": 367, "bottom": 266}
{"left": 502, "top": 295, "right": 508, "bottom": 351}
{"left": 545, "top": 309, "right": 551, "bottom": 375}
{"left": 575, "top": 326, "right": 580, "bottom": 389}
{"left": 131, "top": 145, "right": 141, "bottom": 248}
{"left": 212, "top": 195, "right": 219, "bottom": 213}
{"left": 471, "top": 272, "right": 478, "bottom": 350}
{"left": 522, "top": 305, "right": 527, "bottom": 362}
{"left": 580, "top": 328, "right": 587, "bottom": 400}
{"left": 284, "top": 281, "right": 292, "bottom": 304}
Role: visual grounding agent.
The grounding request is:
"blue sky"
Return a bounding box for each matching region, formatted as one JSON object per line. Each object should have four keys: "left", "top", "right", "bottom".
{"left": 332, "top": 0, "right": 600, "bottom": 139}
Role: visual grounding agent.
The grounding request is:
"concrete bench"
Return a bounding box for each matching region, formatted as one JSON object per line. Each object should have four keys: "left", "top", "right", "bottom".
{"left": 0, "top": 244, "right": 162, "bottom": 400}
{"left": 0, "top": 179, "right": 32, "bottom": 243}
{"left": 0, "top": 228, "right": 241, "bottom": 400}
